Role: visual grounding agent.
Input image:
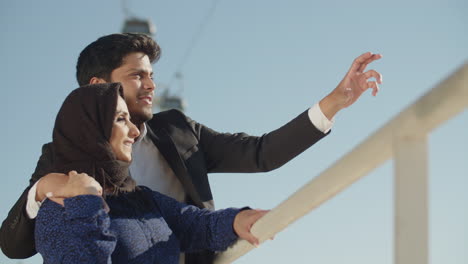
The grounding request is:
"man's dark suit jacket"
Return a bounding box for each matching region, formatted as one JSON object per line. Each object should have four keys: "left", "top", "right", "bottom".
{"left": 0, "top": 109, "right": 327, "bottom": 262}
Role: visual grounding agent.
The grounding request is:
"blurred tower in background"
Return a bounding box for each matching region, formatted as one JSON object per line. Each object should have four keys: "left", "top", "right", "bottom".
{"left": 122, "top": 18, "right": 156, "bottom": 35}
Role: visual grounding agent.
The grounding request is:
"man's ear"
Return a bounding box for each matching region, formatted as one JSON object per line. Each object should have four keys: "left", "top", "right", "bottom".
{"left": 89, "top": 77, "right": 107, "bottom": 84}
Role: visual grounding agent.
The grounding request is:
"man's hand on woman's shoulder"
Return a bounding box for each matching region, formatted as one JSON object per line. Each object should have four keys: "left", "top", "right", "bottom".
{"left": 37, "top": 171, "right": 102, "bottom": 206}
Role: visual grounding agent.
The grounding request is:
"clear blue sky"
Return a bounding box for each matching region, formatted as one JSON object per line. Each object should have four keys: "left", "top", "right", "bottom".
{"left": 1, "top": 1, "right": 467, "bottom": 263}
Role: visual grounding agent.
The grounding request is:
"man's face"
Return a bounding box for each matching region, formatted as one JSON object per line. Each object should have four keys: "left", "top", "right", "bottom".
{"left": 109, "top": 52, "right": 155, "bottom": 126}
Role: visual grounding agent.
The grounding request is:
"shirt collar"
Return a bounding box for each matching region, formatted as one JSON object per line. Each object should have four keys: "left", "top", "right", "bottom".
{"left": 135, "top": 123, "right": 148, "bottom": 143}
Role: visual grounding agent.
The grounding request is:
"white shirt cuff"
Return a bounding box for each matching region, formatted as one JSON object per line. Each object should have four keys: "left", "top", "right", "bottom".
{"left": 26, "top": 180, "right": 42, "bottom": 219}
{"left": 308, "top": 103, "right": 334, "bottom": 133}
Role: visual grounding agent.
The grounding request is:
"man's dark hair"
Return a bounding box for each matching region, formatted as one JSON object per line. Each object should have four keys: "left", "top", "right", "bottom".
{"left": 76, "top": 33, "right": 161, "bottom": 86}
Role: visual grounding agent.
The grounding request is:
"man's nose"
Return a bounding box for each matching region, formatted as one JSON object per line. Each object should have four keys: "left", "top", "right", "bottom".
{"left": 143, "top": 78, "right": 155, "bottom": 91}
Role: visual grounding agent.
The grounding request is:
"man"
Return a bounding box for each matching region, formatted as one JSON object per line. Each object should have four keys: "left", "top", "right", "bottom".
{"left": 0, "top": 33, "right": 382, "bottom": 263}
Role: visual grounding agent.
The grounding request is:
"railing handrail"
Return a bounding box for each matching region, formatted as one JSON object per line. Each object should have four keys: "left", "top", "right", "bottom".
{"left": 214, "top": 61, "right": 468, "bottom": 263}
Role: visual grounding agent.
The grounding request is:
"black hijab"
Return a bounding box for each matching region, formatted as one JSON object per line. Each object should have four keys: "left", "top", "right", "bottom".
{"left": 51, "top": 83, "right": 136, "bottom": 194}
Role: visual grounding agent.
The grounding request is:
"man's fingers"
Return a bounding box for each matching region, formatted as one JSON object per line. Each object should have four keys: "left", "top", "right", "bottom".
{"left": 348, "top": 52, "right": 382, "bottom": 77}
{"left": 46, "top": 191, "right": 57, "bottom": 198}
{"left": 44, "top": 192, "right": 65, "bottom": 206}
{"left": 357, "top": 53, "right": 382, "bottom": 73}
{"left": 94, "top": 183, "right": 103, "bottom": 196}
{"left": 68, "top": 170, "right": 78, "bottom": 176}
{"left": 350, "top": 52, "right": 382, "bottom": 74}
{"left": 48, "top": 197, "right": 65, "bottom": 206}
{"left": 349, "top": 52, "right": 373, "bottom": 73}
{"left": 355, "top": 52, "right": 373, "bottom": 64}
{"left": 47, "top": 190, "right": 69, "bottom": 199}
{"left": 366, "top": 81, "right": 379, "bottom": 96}
{"left": 363, "top": 69, "right": 383, "bottom": 84}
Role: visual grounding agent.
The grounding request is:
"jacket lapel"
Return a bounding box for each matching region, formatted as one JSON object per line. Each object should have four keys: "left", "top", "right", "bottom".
{"left": 145, "top": 125, "right": 204, "bottom": 208}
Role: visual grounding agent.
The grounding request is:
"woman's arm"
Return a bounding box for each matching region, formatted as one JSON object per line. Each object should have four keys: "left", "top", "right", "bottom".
{"left": 35, "top": 172, "right": 114, "bottom": 263}
{"left": 152, "top": 191, "right": 267, "bottom": 252}
{"left": 35, "top": 195, "right": 116, "bottom": 264}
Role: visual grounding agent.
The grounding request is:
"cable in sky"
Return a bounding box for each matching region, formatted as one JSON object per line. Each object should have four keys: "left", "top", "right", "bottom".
{"left": 168, "top": 0, "right": 221, "bottom": 88}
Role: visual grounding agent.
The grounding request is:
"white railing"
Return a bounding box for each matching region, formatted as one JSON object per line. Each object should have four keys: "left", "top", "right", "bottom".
{"left": 214, "top": 62, "right": 468, "bottom": 264}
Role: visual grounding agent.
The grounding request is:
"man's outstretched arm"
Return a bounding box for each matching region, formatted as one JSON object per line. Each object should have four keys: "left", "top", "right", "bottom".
{"left": 190, "top": 52, "right": 383, "bottom": 173}
{"left": 0, "top": 143, "right": 54, "bottom": 258}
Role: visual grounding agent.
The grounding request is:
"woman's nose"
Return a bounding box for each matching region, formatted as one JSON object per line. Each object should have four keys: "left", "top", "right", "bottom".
{"left": 129, "top": 122, "right": 140, "bottom": 138}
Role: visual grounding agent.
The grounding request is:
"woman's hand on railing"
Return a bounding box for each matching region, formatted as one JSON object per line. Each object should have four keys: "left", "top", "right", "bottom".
{"left": 233, "top": 209, "right": 270, "bottom": 247}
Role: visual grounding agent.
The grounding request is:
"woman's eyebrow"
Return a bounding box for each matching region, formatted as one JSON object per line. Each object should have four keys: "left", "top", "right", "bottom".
{"left": 115, "top": 110, "right": 129, "bottom": 116}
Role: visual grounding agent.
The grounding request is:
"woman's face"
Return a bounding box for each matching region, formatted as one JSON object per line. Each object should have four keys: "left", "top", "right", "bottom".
{"left": 110, "top": 96, "right": 140, "bottom": 162}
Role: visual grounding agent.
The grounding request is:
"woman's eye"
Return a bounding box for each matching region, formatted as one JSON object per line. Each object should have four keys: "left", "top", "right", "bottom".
{"left": 116, "top": 117, "right": 126, "bottom": 122}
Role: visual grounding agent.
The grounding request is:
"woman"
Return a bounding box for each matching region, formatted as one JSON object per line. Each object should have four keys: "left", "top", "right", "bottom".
{"left": 35, "top": 83, "right": 267, "bottom": 263}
